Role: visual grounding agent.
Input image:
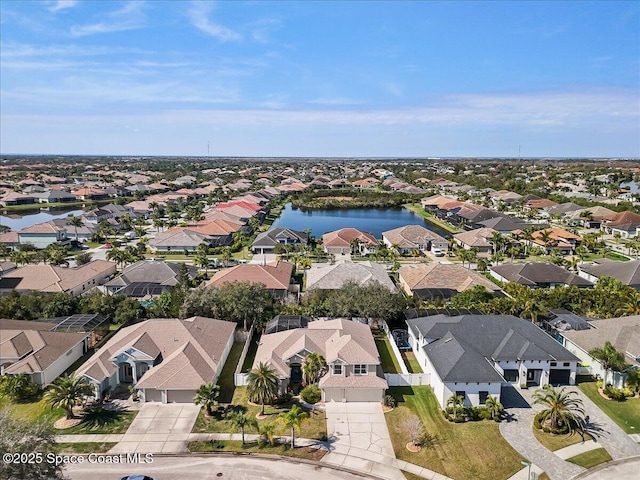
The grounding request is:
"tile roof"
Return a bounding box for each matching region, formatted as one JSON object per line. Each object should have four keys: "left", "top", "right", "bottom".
{"left": 204, "top": 261, "right": 293, "bottom": 290}
{"left": 1, "top": 261, "right": 116, "bottom": 293}
{"left": 322, "top": 228, "right": 377, "bottom": 247}
{"left": 399, "top": 263, "right": 502, "bottom": 294}
{"left": 306, "top": 260, "right": 396, "bottom": 291}
{"left": 382, "top": 225, "right": 446, "bottom": 248}
{"left": 453, "top": 228, "right": 495, "bottom": 248}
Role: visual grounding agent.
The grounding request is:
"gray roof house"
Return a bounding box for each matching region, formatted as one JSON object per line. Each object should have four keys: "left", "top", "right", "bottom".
{"left": 578, "top": 259, "right": 640, "bottom": 290}
{"left": 407, "top": 314, "right": 580, "bottom": 408}
{"left": 76, "top": 317, "right": 235, "bottom": 403}
{"left": 254, "top": 318, "right": 387, "bottom": 402}
{"left": 559, "top": 315, "right": 640, "bottom": 388}
{"left": 149, "top": 229, "right": 208, "bottom": 252}
{"left": 103, "top": 260, "right": 199, "bottom": 297}
{"left": 490, "top": 262, "right": 593, "bottom": 288}
{"left": 251, "top": 227, "right": 309, "bottom": 254}
{"left": 305, "top": 260, "right": 396, "bottom": 292}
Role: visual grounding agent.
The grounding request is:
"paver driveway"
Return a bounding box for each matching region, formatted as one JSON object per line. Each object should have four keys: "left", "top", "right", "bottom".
{"left": 109, "top": 403, "right": 201, "bottom": 454}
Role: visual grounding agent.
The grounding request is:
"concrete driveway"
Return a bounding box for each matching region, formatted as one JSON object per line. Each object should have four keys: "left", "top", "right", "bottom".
{"left": 322, "top": 402, "right": 404, "bottom": 480}
{"left": 109, "top": 403, "right": 201, "bottom": 454}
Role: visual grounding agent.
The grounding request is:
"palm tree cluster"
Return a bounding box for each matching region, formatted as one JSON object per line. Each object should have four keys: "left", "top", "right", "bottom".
{"left": 532, "top": 385, "right": 586, "bottom": 435}
{"left": 43, "top": 374, "right": 94, "bottom": 420}
{"left": 303, "top": 352, "right": 326, "bottom": 385}
{"left": 247, "top": 362, "right": 280, "bottom": 416}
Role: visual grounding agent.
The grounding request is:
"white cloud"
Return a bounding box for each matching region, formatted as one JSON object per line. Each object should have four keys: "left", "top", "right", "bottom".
{"left": 70, "top": 1, "right": 146, "bottom": 37}
{"left": 48, "top": 1, "right": 79, "bottom": 13}
{"left": 187, "top": 1, "right": 241, "bottom": 42}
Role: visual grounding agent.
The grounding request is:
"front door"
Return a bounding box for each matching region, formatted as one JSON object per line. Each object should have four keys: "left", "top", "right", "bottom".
{"left": 121, "top": 363, "right": 133, "bottom": 383}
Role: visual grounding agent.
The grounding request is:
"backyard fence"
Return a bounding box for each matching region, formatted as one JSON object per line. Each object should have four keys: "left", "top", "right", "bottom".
{"left": 381, "top": 320, "right": 409, "bottom": 375}
{"left": 385, "top": 373, "right": 431, "bottom": 387}
{"left": 233, "top": 325, "right": 254, "bottom": 387}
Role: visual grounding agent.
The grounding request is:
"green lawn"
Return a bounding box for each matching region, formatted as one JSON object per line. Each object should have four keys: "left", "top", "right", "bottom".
{"left": 579, "top": 382, "right": 640, "bottom": 434}
{"left": 385, "top": 386, "right": 524, "bottom": 480}
{"left": 401, "top": 350, "right": 423, "bottom": 373}
{"left": 54, "top": 442, "right": 118, "bottom": 454}
{"left": 241, "top": 333, "right": 260, "bottom": 373}
{"left": 403, "top": 204, "right": 461, "bottom": 234}
{"left": 192, "top": 387, "right": 327, "bottom": 441}
{"left": 532, "top": 425, "right": 592, "bottom": 452}
{"left": 0, "top": 393, "right": 64, "bottom": 423}
{"left": 62, "top": 409, "right": 138, "bottom": 435}
{"left": 217, "top": 342, "right": 246, "bottom": 403}
{"left": 188, "top": 440, "right": 325, "bottom": 461}
{"left": 566, "top": 448, "right": 612, "bottom": 469}
{"left": 376, "top": 338, "right": 402, "bottom": 373}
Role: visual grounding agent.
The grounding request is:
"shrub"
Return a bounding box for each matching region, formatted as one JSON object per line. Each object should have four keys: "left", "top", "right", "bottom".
{"left": 596, "top": 379, "right": 604, "bottom": 389}
{"left": 382, "top": 395, "right": 396, "bottom": 408}
{"left": 300, "top": 385, "right": 321, "bottom": 404}
{"left": 269, "top": 393, "right": 293, "bottom": 405}
{"left": 603, "top": 385, "right": 627, "bottom": 401}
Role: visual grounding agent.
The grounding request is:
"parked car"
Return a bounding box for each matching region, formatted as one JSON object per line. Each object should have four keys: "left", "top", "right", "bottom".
{"left": 124, "top": 231, "right": 137, "bottom": 240}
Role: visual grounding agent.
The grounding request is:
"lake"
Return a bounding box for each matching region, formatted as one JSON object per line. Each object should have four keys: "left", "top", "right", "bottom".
{"left": 0, "top": 209, "right": 84, "bottom": 231}
{"left": 621, "top": 180, "right": 639, "bottom": 193}
{"left": 271, "top": 203, "right": 449, "bottom": 238}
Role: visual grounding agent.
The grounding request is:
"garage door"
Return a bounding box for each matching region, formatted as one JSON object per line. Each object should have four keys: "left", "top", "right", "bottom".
{"left": 346, "top": 388, "right": 383, "bottom": 402}
{"left": 549, "top": 369, "right": 571, "bottom": 385}
{"left": 167, "top": 390, "right": 196, "bottom": 403}
{"left": 144, "top": 389, "right": 163, "bottom": 403}
{"left": 323, "top": 388, "right": 344, "bottom": 403}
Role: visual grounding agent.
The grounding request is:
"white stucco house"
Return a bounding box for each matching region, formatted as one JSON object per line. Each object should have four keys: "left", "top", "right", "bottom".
{"left": 407, "top": 314, "right": 580, "bottom": 408}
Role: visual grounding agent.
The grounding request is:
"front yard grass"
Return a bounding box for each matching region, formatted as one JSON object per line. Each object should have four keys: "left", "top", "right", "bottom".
{"left": 193, "top": 387, "right": 327, "bottom": 442}
{"left": 578, "top": 382, "right": 640, "bottom": 434}
{"left": 566, "top": 448, "right": 612, "bottom": 469}
{"left": 63, "top": 409, "right": 138, "bottom": 435}
{"left": 0, "top": 392, "right": 64, "bottom": 423}
{"left": 53, "top": 442, "right": 118, "bottom": 454}
{"left": 385, "top": 386, "right": 524, "bottom": 480}
{"left": 376, "top": 338, "right": 402, "bottom": 373}
{"left": 188, "top": 440, "right": 325, "bottom": 461}
{"left": 532, "top": 425, "right": 592, "bottom": 452}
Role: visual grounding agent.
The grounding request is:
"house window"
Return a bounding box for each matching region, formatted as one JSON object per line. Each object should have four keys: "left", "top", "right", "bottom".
{"left": 551, "top": 362, "right": 557, "bottom": 367}
{"left": 354, "top": 364, "right": 367, "bottom": 375}
{"left": 563, "top": 362, "right": 570, "bottom": 367}
{"left": 455, "top": 391, "right": 466, "bottom": 400}
{"left": 479, "top": 391, "right": 489, "bottom": 405}
{"left": 333, "top": 364, "right": 343, "bottom": 375}
{"left": 503, "top": 369, "right": 518, "bottom": 382}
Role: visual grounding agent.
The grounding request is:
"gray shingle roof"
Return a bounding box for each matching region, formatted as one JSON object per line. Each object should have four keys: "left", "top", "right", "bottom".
{"left": 407, "top": 314, "right": 579, "bottom": 383}
{"left": 490, "top": 262, "right": 593, "bottom": 287}
{"left": 579, "top": 259, "right": 640, "bottom": 288}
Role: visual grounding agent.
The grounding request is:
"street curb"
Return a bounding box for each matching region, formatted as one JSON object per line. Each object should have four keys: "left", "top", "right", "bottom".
{"left": 568, "top": 454, "right": 640, "bottom": 479}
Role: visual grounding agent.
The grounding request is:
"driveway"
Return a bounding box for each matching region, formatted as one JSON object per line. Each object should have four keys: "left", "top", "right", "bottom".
{"left": 108, "top": 403, "right": 201, "bottom": 454}
{"left": 322, "top": 402, "right": 404, "bottom": 480}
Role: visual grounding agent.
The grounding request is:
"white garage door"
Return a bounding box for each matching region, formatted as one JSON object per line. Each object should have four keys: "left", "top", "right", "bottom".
{"left": 323, "top": 388, "right": 344, "bottom": 403}
{"left": 346, "top": 388, "right": 384, "bottom": 402}
{"left": 144, "top": 389, "right": 163, "bottom": 403}
{"left": 167, "top": 390, "right": 196, "bottom": 403}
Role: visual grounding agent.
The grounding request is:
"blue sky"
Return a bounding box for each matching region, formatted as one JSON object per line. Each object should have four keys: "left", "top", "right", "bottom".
{"left": 1, "top": 0, "right": 638, "bottom": 157}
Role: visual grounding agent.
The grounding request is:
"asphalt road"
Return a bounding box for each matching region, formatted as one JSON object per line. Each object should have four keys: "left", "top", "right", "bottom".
{"left": 64, "top": 454, "right": 373, "bottom": 480}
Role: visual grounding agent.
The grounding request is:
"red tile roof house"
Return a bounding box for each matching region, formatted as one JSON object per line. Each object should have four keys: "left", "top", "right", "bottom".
{"left": 1, "top": 319, "right": 90, "bottom": 388}
{"left": 203, "top": 261, "right": 294, "bottom": 300}
{"left": 254, "top": 318, "right": 387, "bottom": 402}
{"left": 76, "top": 317, "right": 235, "bottom": 403}
{"left": 322, "top": 228, "right": 378, "bottom": 256}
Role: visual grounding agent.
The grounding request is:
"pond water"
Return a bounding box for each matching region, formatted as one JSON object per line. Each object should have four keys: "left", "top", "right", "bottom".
{"left": 271, "top": 203, "right": 449, "bottom": 238}
{"left": 0, "top": 209, "right": 84, "bottom": 231}
{"left": 621, "top": 180, "right": 639, "bottom": 193}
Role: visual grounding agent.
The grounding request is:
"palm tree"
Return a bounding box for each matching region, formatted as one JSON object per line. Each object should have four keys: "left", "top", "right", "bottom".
{"left": 195, "top": 243, "right": 210, "bottom": 277}
{"left": 447, "top": 394, "right": 464, "bottom": 420}
{"left": 304, "top": 352, "right": 326, "bottom": 384}
{"left": 485, "top": 395, "right": 503, "bottom": 420}
{"left": 625, "top": 368, "right": 640, "bottom": 394}
{"left": 43, "top": 374, "right": 94, "bottom": 420}
{"left": 227, "top": 411, "right": 258, "bottom": 445}
{"left": 489, "top": 231, "right": 505, "bottom": 255}
{"left": 247, "top": 362, "right": 279, "bottom": 416}
{"left": 521, "top": 298, "right": 545, "bottom": 324}
{"left": 279, "top": 405, "right": 308, "bottom": 448}
{"left": 589, "top": 341, "right": 625, "bottom": 386}
{"left": 221, "top": 247, "right": 233, "bottom": 267}
{"left": 259, "top": 422, "right": 277, "bottom": 447}
{"left": 532, "top": 385, "right": 586, "bottom": 435}
{"left": 193, "top": 382, "right": 220, "bottom": 417}
{"left": 67, "top": 214, "right": 83, "bottom": 243}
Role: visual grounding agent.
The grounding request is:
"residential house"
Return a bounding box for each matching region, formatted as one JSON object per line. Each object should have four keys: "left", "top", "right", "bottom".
{"left": 398, "top": 263, "right": 503, "bottom": 300}
{"left": 452, "top": 228, "right": 495, "bottom": 256}
{"left": 0, "top": 190, "right": 36, "bottom": 206}
{"left": 0, "top": 260, "right": 117, "bottom": 295}
{"left": 204, "top": 261, "right": 294, "bottom": 300}
{"left": 407, "top": 314, "right": 580, "bottom": 408}
{"left": 31, "top": 190, "right": 77, "bottom": 204}
{"left": 76, "top": 317, "right": 235, "bottom": 403}
{"left": 17, "top": 222, "right": 67, "bottom": 249}
{"left": 149, "top": 229, "right": 208, "bottom": 252}
{"left": 578, "top": 259, "right": 640, "bottom": 290}
{"left": 305, "top": 260, "right": 396, "bottom": 292}
{"left": 490, "top": 262, "right": 593, "bottom": 288}
{"left": 103, "top": 260, "right": 199, "bottom": 297}
{"left": 0, "top": 319, "right": 90, "bottom": 388}
{"left": 323, "top": 228, "right": 378, "bottom": 255}
{"left": 382, "top": 225, "right": 447, "bottom": 255}
{"left": 516, "top": 227, "right": 582, "bottom": 255}
{"left": 603, "top": 211, "right": 640, "bottom": 239}
{"left": 254, "top": 318, "right": 387, "bottom": 402}
{"left": 71, "top": 187, "right": 109, "bottom": 201}
{"left": 565, "top": 206, "right": 617, "bottom": 229}
{"left": 252, "top": 228, "right": 309, "bottom": 254}
{"left": 559, "top": 315, "right": 639, "bottom": 388}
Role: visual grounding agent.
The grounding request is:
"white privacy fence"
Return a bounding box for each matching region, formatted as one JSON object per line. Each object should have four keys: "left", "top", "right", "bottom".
{"left": 233, "top": 325, "right": 254, "bottom": 387}
{"left": 385, "top": 373, "right": 431, "bottom": 387}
